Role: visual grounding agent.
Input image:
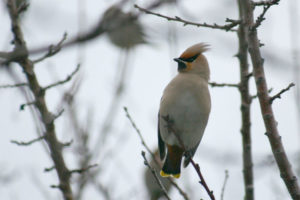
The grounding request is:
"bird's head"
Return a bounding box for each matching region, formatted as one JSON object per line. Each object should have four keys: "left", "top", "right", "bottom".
{"left": 174, "top": 43, "right": 210, "bottom": 80}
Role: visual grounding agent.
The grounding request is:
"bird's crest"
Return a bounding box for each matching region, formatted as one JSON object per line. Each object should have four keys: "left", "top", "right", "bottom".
{"left": 179, "top": 43, "right": 210, "bottom": 59}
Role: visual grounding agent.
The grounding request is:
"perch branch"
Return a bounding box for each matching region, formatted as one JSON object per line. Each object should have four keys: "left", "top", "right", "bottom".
{"left": 162, "top": 115, "right": 215, "bottom": 200}
{"left": 141, "top": 151, "right": 171, "bottom": 200}
{"left": 124, "top": 107, "right": 189, "bottom": 200}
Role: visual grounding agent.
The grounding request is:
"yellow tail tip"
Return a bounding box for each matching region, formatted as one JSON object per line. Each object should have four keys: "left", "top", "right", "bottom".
{"left": 160, "top": 170, "right": 180, "bottom": 179}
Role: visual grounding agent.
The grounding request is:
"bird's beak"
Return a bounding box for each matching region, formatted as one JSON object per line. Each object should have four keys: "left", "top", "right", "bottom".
{"left": 174, "top": 58, "right": 187, "bottom": 71}
{"left": 173, "top": 58, "right": 185, "bottom": 64}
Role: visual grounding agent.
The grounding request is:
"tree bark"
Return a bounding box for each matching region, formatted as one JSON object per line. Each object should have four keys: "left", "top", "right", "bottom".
{"left": 239, "top": 0, "right": 300, "bottom": 199}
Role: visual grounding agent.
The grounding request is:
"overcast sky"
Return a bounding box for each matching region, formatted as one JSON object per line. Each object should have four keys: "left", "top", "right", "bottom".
{"left": 0, "top": 0, "right": 299, "bottom": 199}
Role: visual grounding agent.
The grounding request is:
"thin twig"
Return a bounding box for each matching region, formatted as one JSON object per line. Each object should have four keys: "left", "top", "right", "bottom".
{"left": 220, "top": 170, "right": 229, "bottom": 200}
{"left": 162, "top": 115, "right": 215, "bottom": 200}
{"left": 209, "top": 82, "right": 239, "bottom": 88}
{"left": 11, "top": 135, "right": 45, "bottom": 146}
{"left": 44, "top": 166, "right": 55, "bottom": 172}
{"left": 20, "top": 101, "right": 35, "bottom": 110}
{"left": 251, "top": 88, "right": 273, "bottom": 99}
{"left": 53, "top": 109, "right": 65, "bottom": 121}
{"left": 252, "top": 0, "right": 280, "bottom": 6}
{"left": 69, "top": 164, "right": 98, "bottom": 174}
{"left": 269, "top": 83, "right": 295, "bottom": 104}
{"left": 43, "top": 64, "right": 80, "bottom": 91}
{"left": 124, "top": 107, "right": 153, "bottom": 154}
{"left": 251, "top": 5, "right": 269, "bottom": 30}
{"left": 134, "top": 4, "right": 240, "bottom": 32}
{"left": 0, "top": 82, "right": 27, "bottom": 88}
{"left": 123, "top": 107, "right": 189, "bottom": 200}
{"left": 251, "top": 0, "right": 280, "bottom": 30}
{"left": 33, "top": 33, "right": 68, "bottom": 63}
{"left": 141, "top": 151, "right": 171, "bottom": 200}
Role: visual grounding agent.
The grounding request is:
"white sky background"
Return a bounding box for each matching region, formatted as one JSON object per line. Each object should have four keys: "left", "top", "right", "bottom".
{"left": 0, "top": 0, "right": 299, "bottom": 199}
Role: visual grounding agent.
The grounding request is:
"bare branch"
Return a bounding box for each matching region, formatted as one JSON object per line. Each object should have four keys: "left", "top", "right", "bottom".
{"left": 53, "top": 109, "right": 65, "bottom": 121}
{"left": 251, "top": 0, "right": 280, "bottom": 30}
{"left": 69, "top": 164, "right": 98, "bottom": 174}
{"left": 252, "top": 0, "right": 280, "bottom": 6}
{"left": 44, "top": 166, "right": 55, "bottom": 172}
{"left": 123, "top": 107, "right": 153, "bottom": 154}
{"left": 239, "top": 0, "right": 300, "bottom": 198}
{"left": 141, "top": 151, "right": 171, "bottom": 200}
{"left": 11, "top": 135, "right": 45, "bottom": 146}
{"left": 251, "top": 5, "right": 269, "bottom": 30}
{"left": 43, "top": 64, "right": 80, "bottom": 91}
{"left": 209, "top": 82, "right": 239, "bottom": 88}
{"left": 162, "top": 116, "right": 215, "bottom": 200}
{"left": 20, "top": 101, "right": 36, "bottom": 110}
{"left": 0, "top": 82, "right": 27, "bottom": 89}
{"left": 124, "top": 107, "right": 189, "bottom": 200}
{"left": 269, "top": 83, "right": 295, "bottom": 104}
{"left": 251, "top": 87, "right": 273, "bottom": 99}
{"left": 236, "top": 2, "right": 255, "bottom": 198}
{"left": 61, "top": 139, "right": 73, "bottom": 148}
{"left": 220, "top": 170, "right": 229, "bottom": 200}
{"left": 134, "top": 4, "right": 240, "bottom": 32}
{"left": 6, "top": 1, "right": 73, "bottom": 199}
{"left": 33, "top": 33, "right": 68, "bottom": 63}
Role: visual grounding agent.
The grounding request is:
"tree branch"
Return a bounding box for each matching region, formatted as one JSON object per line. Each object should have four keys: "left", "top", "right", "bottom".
{"left": 134, "top": 4, "right": 240, "bottom": 32}
{"left": 141, "top": 151, "right": 171, "bottom": 200}
{"left": 209, "top": 82, "right": 239, "bottom": 88}
{"left": 220, "top": 170, "right": 229, "bottom": 200}
{"left": 162, "top": 115, "right": 215, "bottom": 200}
{"left": 269, "top": 83, "right": 295, "bottom": 104}
{"left": 32, "top": 33, "right": 68, "bottom": 64}
{"left": 123, "top": 107, "right": 189, "bottom": 200}
{"left": 0, "top": 82, "right": 27, "bottom": 89}
{"left": 236, "top": 1, "right": 255, "bottom": 199}
{"left": 43, "top": 64, "right": 80, "bottom": 91}
{"left": 252, "top": 0, "right": 280, "bottom": 6}
{"left": 11, "top": 135, "right": 45, "bottom": 146}
{"left": 6, "top": 1, "right": 73, "bottom": 199}
{"left": 239, "top": 0, "right": 300, "bottom": 199}
{"left": 69, "top": 164, "right": 98, "bottom": 174}
{"left": 251, "top": 0, "right": 280, "bottom": 30}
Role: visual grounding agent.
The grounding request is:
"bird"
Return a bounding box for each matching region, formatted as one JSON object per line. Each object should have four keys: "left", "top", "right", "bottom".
{"left": 158, "top": 43, "right": 211, "bottom": 178}
{"left": 100, "top": 5, "right": 147, "bottom": 49}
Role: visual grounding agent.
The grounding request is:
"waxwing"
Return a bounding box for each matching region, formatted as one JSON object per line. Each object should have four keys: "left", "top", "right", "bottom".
{"left": 158, "top": 43, "right": 211, "bottom": 178}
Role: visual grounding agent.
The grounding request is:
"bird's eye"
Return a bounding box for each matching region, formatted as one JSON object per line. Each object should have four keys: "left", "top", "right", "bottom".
{"left": 181, "top": 54, "right": 199, "bottom": 63}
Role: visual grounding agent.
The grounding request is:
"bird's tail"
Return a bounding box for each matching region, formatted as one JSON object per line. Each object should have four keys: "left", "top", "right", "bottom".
{"left": 160, "top": 145, "right": 184, "bottom": 179}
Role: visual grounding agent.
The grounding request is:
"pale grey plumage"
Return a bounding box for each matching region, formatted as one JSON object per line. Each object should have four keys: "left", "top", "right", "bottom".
{"left": 158, "top": 43, "right": 211, "bottom": 172}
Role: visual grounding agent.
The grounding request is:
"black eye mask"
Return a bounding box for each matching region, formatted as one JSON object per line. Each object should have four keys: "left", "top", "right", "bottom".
{"left": 180, "top": 53, "right": 199, "bottom": 63}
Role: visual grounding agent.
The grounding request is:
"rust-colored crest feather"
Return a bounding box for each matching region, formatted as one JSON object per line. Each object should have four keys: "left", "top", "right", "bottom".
{"left": 179, "top": 43, "right": 210, "bottom": 59}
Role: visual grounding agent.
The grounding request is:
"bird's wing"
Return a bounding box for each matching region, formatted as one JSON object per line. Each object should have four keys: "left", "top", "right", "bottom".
{"left": 158, "top": 112, "right": 166, "bottom": 160}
